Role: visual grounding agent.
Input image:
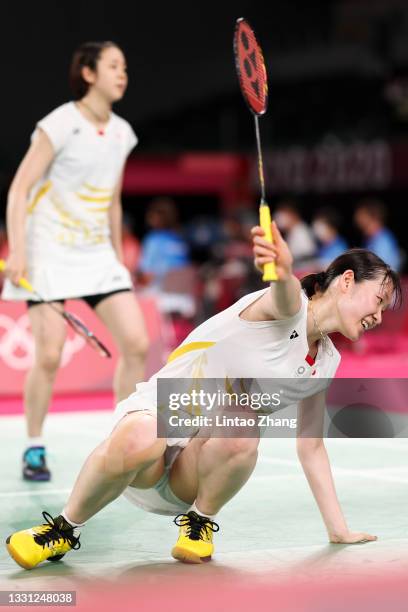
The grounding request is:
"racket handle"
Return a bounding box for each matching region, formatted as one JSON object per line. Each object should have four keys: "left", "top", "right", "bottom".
{"left": 0, "top": 259, "right": 34, "bottom": 292}
{"left": 18, "top": 278, "right": 34, "bottom": 292}
{"left": 259, "top": 203, "right": 278, "bottom": 282}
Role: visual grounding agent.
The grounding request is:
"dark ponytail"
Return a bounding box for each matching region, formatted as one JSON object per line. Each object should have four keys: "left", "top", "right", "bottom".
{"left": 301, "top": 248, "right": 402, "bottom": 307}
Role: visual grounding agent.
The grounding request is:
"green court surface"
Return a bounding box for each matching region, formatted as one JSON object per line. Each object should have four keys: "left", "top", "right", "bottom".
{"left": 1, "top": 411, "right": 408, "bottom": 595}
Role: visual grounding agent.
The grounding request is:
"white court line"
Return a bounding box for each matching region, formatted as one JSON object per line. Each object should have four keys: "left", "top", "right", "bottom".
{"left": 258, "top": 457, "right": 408, "bottom": 484}
{"left": 0, "top": 488, "right": 71, "bottom": 499}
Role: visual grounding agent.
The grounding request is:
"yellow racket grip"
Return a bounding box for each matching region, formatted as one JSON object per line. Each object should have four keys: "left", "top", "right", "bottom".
{"left": 259, "top": 204, "right": 278, "bottom": 282}
{"left": 0, "top": 259, "right": 34, "bottom": 292}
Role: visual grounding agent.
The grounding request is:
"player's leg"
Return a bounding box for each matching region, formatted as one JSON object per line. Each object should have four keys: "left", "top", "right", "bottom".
{"left": 169, "top": 432, "right": 260, "bottom": 563}
{"left": 63, "top": 412, "right": 165, "bottom": 522}
{"left": 6, "top": 411, "right": 166, "bottom": 569}
{"left": 23, "top": 302, "right": 67, "bottom": 481}
{"left": 94, "top": 291, "right": 149, "bottom": 401}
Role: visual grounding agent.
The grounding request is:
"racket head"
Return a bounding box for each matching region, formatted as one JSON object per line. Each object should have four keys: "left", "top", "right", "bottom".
{"left": 63, "top": 312, "right": 112, "bottom": 359}
{"left": 234, "top": 17, "right": 268, "bottom": 116}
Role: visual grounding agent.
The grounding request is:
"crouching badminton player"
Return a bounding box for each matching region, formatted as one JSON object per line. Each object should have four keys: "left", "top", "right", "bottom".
{"left": 6, "top": 221, "right": 401, "bottom": 568}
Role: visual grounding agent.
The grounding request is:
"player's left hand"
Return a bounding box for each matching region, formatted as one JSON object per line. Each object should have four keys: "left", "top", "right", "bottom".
{"left": 251, "top": 221, "right": 293, "bottom": 281}
{"left": 329, "top": 531, "right": 377, "bottom": 544}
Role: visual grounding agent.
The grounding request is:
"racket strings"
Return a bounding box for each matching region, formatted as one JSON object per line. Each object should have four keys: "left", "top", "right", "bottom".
{"left": 236, "top": 25, "right": 267, "bottom": 113}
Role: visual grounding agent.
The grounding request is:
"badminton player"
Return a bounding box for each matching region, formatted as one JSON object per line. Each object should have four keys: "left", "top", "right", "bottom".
{"left": 2, "top": 42, "right": 149, "bottom": 481}
{"left": 6, "top": 221, "right": 401, "bottom": 568}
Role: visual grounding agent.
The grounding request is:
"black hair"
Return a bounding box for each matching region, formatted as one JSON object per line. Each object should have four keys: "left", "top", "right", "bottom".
{"left": 301, "top": 248, "right": 402, "bottom": 307}
{"left": 69, "top": 41, "right": 121, "bottom": 99}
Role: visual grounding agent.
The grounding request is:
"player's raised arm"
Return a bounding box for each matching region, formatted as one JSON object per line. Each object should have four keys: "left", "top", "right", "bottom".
{"left": 247, "top": 221, "right": 301, "bottom": 321}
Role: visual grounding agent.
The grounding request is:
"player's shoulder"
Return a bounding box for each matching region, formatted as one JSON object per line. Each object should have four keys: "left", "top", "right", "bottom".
{"left": 110, "top": 112, "right": 138, "bottom": 149}
{"left": 37, "top": 102, "right": 79, "bottom": 134}
{"left": 40, "top": 101, "right": 77, "bottom": 121}
{"left": 110, "top": 111, "right": 133, "bottom": 131}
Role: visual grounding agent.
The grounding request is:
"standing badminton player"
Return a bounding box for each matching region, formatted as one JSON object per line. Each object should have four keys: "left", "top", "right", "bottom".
{"left": 2, "top": 42, "right": 149, "bottom": 482}
{"left": 6, "top": 219, "right": 401, "bottom": 569}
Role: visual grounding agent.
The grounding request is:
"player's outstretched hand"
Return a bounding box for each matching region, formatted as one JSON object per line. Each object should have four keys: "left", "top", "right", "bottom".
{"left": 251, "top": 221, "right": 293, "bottom": 281}
{"left": 329, "top": 531, "right": 377, "bottom": 544}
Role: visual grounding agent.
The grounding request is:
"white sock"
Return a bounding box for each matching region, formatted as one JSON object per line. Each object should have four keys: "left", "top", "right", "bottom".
{"left": 26, "top": 436, "right": 45, "bottom": 449}
{"left": 188, "top": 501, "right": 216, "bottom": 521}
{"left": 61, "top": 510, "right": 85, "bottom": 537}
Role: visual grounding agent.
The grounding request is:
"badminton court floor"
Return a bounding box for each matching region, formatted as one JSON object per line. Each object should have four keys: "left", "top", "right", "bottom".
{"left": 0, "top": 410, "right": 408, "bottom": 593}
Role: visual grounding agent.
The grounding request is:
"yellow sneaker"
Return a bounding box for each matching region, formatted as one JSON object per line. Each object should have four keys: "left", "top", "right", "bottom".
{"left": 171, "top": 511, "right": 219, "bottom": 564}
{"left": 6, "top": 512, "right": 80, "bottom": 570}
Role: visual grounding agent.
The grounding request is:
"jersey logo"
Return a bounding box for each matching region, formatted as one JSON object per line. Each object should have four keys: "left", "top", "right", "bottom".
{"left": 290, "top": 330, "right": 299, "bottom": 339}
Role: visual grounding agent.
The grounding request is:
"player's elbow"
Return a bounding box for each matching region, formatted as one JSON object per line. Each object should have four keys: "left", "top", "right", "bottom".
{"left": 278, "top": 296, "right": 302, "bottom": 319}
{"left": 274, "top": 294, "right": 302, "bottom": 319}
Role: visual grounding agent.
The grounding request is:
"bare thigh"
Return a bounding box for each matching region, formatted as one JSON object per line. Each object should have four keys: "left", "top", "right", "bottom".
{"left": 111, "top": 411, "right": 166, "bottom": 489}
{"left": 168, "top": 438, "right": 208, "bottom": 504}
{"left": 94, "top": 291, "right": 149, "bottom": 354}
{"left": 28, "top": 303, "right": 67, "bottom": 362}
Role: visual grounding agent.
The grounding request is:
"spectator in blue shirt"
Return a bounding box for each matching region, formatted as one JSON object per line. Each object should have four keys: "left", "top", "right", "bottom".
{"left": 312, "top": 207, "right": 348, "bottom": 268}
{"left": 138, "top": 198, "right": 190, "bottom": 287}
{"left": 354, "top": 199, "right": 401, "bottom": 271}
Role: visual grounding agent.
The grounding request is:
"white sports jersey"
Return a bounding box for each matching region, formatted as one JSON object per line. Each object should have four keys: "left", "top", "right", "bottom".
{"left": 2, "top": 102, "right": 137, "bottom": 301}
{"left": 115, "top": 289, "right": 341, "bottom": 425}
{"left": 115, "top": 288, "right": 341, "bottom": 516}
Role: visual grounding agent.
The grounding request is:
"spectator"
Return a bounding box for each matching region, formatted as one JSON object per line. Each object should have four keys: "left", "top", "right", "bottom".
{"left": 138, "top": 198, "right": 194, "bottom": 323}
{"left": 185, "top": 214, "right": 223, "bottom": 264}
{"left": 354, "top": 199, "right": 402, "bottom": 271}
{"left": 274, "top": 199, "right": 317, "bottom": 267}
{"left": 138, "top": 197, "right": 190, "bottom": 287}
{"left": 312, "top": 207, "right": 348, "bottom": 268}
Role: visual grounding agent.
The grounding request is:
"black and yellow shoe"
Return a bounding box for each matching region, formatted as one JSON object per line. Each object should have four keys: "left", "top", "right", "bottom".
{"left": 171, "top": 511, "right": 219, "bottom": 564}
{"left": 6, "top": 512, "right": 80, "bottom": 570}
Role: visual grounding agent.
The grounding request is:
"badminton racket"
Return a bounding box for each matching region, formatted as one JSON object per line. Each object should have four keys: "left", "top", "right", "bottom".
{"left": 234, "top": 17, "right": 278, "bottom": 281}
{"left": 0, "top": 259, "right": 111, "bottom": 358}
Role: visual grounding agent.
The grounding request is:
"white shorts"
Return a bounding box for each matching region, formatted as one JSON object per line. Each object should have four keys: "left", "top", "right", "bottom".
{"left": 111, "top": 399, "right": 194, "bottom": 516}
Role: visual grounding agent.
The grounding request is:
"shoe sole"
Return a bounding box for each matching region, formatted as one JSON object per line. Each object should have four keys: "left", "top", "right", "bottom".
{"left": 23, "top": 473, "right": 51, "bottom": 482}
{"left": 6, "top": 537, "right": 35, "bottom": 570}
{"left": 171, "top": 545, "right": 211, "bottom": 564}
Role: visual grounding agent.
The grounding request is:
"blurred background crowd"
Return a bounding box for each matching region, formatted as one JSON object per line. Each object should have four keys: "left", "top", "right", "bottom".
{"left": 1, "top": 0, "right": 408, "bottom": 355}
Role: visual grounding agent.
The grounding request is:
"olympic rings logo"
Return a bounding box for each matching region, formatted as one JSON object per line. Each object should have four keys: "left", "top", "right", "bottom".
{"left": 0, "top": 313, "right": 85, "bottom": 370}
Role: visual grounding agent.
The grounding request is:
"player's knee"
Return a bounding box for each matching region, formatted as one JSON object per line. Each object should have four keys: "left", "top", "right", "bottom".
{"left": 107, "top": 413, "right": 165, "bottom": 473}
{"left": 35, "top": 346, "right": 63, "bottom": 374}
{"left": 120, "top": 331, "right": 149, "bottom": 361}
{"left": 219, "top": 436, "right": 259, "bottom": 463}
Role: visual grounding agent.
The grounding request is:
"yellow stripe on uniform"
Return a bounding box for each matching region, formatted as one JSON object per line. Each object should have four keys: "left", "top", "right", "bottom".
{"left": 27, "top": 181, "right": 52, "bottom": 214}
{"left": 83, "top": 183, "right": 113, "bottom": 193}
{"left": 167, "top": 342, "right": 215, "bottom": 363}
{"left": 76, "top": 193, "right": 112, "bottom": 203}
